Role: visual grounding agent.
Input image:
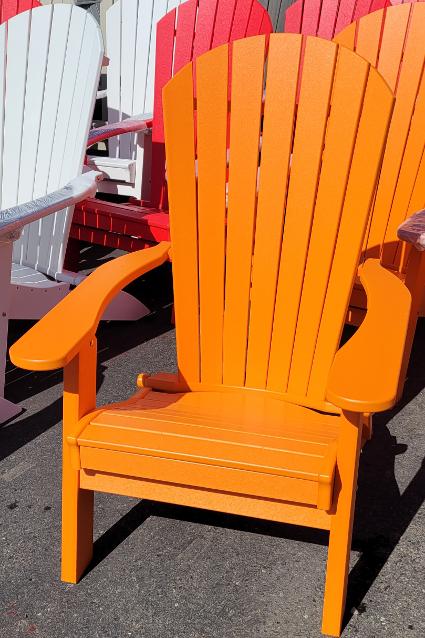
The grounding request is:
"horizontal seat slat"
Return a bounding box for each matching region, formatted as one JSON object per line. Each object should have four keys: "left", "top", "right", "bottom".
{"left": 78, "top": 389, "right": 339, "bottom": 490}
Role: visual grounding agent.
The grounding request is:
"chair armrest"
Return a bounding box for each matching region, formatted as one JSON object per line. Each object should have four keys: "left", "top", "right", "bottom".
{"left": 9, "top": 241, "right": 171, "bottom": 372}
{"left": 397, "top": 209, "right": 425, "bottom": 251}
{"left": 0, "top": 170, "right": 102, "bottom": 238}
{"left": 326, "top": 259, "right": 411, "bottom": 413}
{"left": 87, "top": 113, "right": 153, "bottom": 148}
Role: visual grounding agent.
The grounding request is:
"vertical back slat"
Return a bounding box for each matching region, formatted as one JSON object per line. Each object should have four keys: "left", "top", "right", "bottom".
{"left": 163, "top": 63, "right": 199, "bottom": 385}
{"left": 317, "top": 0, "right": 340, "bottom": 39}
{"left": 284, "top": 1, "right": 302, "bottom": 33}
{"left": 334, "top": 0, "right": 357, "bottom": 37}
{"left": 23, "top": 5, "right": 72, "bottom": 271}
{"left": 211, "top": 0, "right": 237, "bottom": 46}
{"left": 118, "top": 0, "right": 139, "bottom": 159}
{"left": 364, "top": 3, "right": 423, "bottom": 259}
{"left": 382, "top": 77, "right": 425, "bottom": 267}
{"left": 245, "top": 34, "right": 301, "bottom": 389}
{"left": 247, "top": 1, "right": 270, "bottom": 36}
{"left": 173, "top": 0, "right": 197, "bottom": 72}
{"left": 267, "top": 37, "right": 337, "bottom": 393}
{"left": 105, "top": 1, "right": 121, "bottom": 157}
{"left": 196, "top": 44, "right": 228, "bottom": 384}
{"left": 222, "top": 36, "right": 265, "bottom": 387}
{"left": 301, "top": 0, "right": 321, "bottom": 34}
{"left": 192, "top": 0, "right": 218, "bottom": 58}
{"left": 35, "top": 6, "right": 88, "bottom": 276}
{"left": 288, "top": 46, "right": 370, "bottom": 397}
{"left": 144, "top": 0, "right": 169, "bottom": 112}
{"left": 308, "top": 70, "right": 394, "bottom": 401}
{"left": 151, "top": 7, "right": 176, "bottom": 206}
{"left": 13, "top": 7, "right": 52, "bottom": 266}
{"left": 1, "top": 10, "right": 30, "bottom": 209}
{"left": 230, "top": 0, "right": 253, "bottom": 39}
{"left": 47, "top": 14, "right": 102, "bottom": 277}
{"left": 375, "top": 2, "right": 410, "bottom": 92}
{"left": 348, "top": 9, "right": 383, "bottom": 67}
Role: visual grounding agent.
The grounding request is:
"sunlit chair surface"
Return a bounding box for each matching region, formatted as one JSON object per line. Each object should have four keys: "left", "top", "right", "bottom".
{"left": 334, "top": 2, "right": 425, "bottom": 388}
{"left": 10, "top": 34, "right": 411, "bottom": 637}
{"left": 70, "top": 0, "right": 273, "bottom": 253}
{"left": 0, "top": 5, "right": 103, "bottom": 423}
{"left": 0, "top": 0, "right": 39, "bottom": 22}
{"left": 285, "top": 0, "right": 389, "bottom": 38}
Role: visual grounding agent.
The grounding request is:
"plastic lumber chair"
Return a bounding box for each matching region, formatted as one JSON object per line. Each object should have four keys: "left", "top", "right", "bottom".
{"left": 10, "top": 34, "right": 412, "bottom": 636}
{"left": 69, "top": 0, "right": 273, "bottom": 255}
{"left": 334, "top": 3, "right": 425, "bottom": 394}
{"left": 6, "top": 6, "right": 149, "bottom": 321}
{"left": 0, "top": 5, "right": 104, "bottom": 424}
{"left": 284, "top": 0, "right": 389, "bottom": 38}
{"left": 86, "top": 0, "right": 187, "bottom": 202}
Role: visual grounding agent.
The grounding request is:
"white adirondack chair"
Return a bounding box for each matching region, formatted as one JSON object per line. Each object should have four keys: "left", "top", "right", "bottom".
{"left": 0, "top": 4, "right": 105, "bottom": 423}
{"left": 87, "top": 0, "right": 184, "bottom": 199}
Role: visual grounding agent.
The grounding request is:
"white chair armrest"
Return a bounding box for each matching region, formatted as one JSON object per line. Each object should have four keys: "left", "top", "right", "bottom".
{"left": 0, "top": 170, "right": 103, "bottom": 239}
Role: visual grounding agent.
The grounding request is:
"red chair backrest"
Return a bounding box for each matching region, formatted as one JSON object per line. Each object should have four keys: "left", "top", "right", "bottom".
{"left": 285, "top": 0, "right": 390, "bottom": 40}
{"left": 150, "top": 0, "right": 273, "bottom": 208}
{"left": 1, "top": 0, "right": 41, "bottom": 24}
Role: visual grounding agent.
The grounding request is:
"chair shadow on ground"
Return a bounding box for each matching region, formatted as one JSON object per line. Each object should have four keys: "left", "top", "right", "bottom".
{"left": 87, "top": 319, "right": 425, "bottom": 632}
{"left": 1, "top": 255, "right": 174, "bottom": 462}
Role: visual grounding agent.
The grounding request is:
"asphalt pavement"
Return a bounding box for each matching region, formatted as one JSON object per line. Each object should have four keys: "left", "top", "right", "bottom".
{"left": 1, "top": 245, "right": 424, "bottom": 638}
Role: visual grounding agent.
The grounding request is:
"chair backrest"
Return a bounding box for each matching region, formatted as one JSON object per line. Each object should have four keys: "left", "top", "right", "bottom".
{"left": 105, "top": 0, "right": 185, "bottom": 167}
{"left": 0, "top": 0, "right": 40, "bottom": 23}
{"left": 334, "top": 3, "right": 425, "bottom": 273}
{"left": 7, "top": 5, "right": 103, "bottom": 278}
{"left": 151, "top": 0, "right": 273, "bottom": 207}
{"left": 163, "top": 34, "right": 393, "bottom": 411}
{"left": 285, "top": 0, "right": 389, "bottom": 39}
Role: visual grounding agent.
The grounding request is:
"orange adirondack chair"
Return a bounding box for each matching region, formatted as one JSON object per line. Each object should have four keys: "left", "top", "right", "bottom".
{"left": 10, "top": 34, "right": 410, "bottom": 637}
{"left": 334, "top": 2, "right": 425, "bottom": 387}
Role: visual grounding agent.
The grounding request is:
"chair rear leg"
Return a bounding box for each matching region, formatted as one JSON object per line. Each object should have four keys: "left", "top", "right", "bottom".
{"left": 61, "top": 441, "right": 94, "bottom": 584}
{"left": 321, "top": 410, "right": 363, "bottom": 637}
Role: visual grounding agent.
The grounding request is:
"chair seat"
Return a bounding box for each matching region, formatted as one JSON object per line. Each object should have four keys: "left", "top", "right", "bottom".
{"left": 11, "top": 263, "right": 57, "bottom": 287}
{"left": 78, "top": 389, "right": 340, "bottom": 510}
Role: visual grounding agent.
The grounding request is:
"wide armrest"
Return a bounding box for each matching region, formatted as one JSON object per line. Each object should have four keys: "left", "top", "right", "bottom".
{"left": 9, "top": 241, "right": 171, "bottom": 371}
{"left": 397, "top": 209, "right": 425, "bottom": 251}
{"left": 0, "top": 171, "right": 102, "bottom": 239}
{"left": 326, "top": 259, "right": 411, "bottom": 412}
{"left": 87, "top": 113, "right": 153, "bottom": 148}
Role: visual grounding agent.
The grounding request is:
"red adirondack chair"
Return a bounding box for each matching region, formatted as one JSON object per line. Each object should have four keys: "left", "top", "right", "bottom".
{"left": 69, "top": 0, "right": 273, "bottom": 256}
{"left": 0, "top": 0, "right": 39, "bottom": 23}
{"left": 284, "top": 0, "right": 390, "bottom": 39}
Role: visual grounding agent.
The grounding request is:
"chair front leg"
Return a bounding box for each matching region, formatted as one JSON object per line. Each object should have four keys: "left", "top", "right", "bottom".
{"left": 321, "top": 410, "right": 363, "bottom": 637}
{"left": 61, "top": 338, "right": 97, "bottom": 583}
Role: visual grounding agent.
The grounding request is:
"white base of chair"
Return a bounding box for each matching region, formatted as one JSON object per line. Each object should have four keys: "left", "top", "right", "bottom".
{"left": 10, "top": 263, "right": 149, "bottom": 321}
{"left": 0, "top": 396, "right": 22, "bottom": 424}
{"left": 102, "top": 290, "right": 149, "bottom": 320}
